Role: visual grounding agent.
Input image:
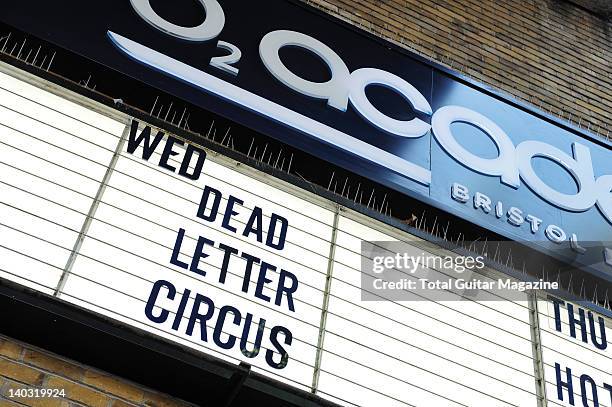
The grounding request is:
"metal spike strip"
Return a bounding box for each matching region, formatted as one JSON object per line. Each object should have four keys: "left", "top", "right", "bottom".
{"left": 221, "top": 127, "right": 230, "bottom": 145}
{"left": 16, "top": 38, "right": 26, "bottom": 59}
{"left": 150, "top": 96, "right": 159, "bottom": 115}
{"left": 178, "top": 107, "right": 187, "bottom": 128}
{"left": 247, "top": 139, "right": 255, "bottom": 157}
{"left": 1, "top": 33, "right": 11, "bottom": 53}
{"left": 367, "top": 189, "right": 375, "bottom": 208}
{"left": 163, "top": 102, "right": 173, "bottom": 121}
{"left": 32, "top": 45, "right": 41, "bottom": 65}
{"left": 353, "top": 183, "right": 361, "bottom": 202}
{"left": 417, "top": 210, "right": 426, "bottom": 230}
{"left": 274, "top": 149, "right": 283, "bottom": 168}
{"left": 46, "top": 51, "right": 56, "bottom": 72}
{"left": 206, "top": 121, "right": 215, "bottom": 139}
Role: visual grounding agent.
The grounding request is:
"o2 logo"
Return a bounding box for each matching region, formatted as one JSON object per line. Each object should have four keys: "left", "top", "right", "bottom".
{"left": 130, "top": 0, "right": 240, "bottom": 76}
{"left": 126, "top": 0, "right": 611, "bottom": 224}
{"left": 130, "top": 0, "right": 225, "bottom": 41}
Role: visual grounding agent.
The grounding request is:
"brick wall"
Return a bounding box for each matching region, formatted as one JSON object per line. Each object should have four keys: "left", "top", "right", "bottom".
{"left": 301, "top": 0, "right": 611, "bottom": 140}
{"left": 0, "top": 335, "right": 192, "bottom": 407}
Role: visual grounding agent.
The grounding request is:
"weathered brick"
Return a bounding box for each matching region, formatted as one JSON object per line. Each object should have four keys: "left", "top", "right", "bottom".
{"left": 22, "top": 351, "right": 84, "bottom": 381}
{"left": 0, "top": 340, "right": 22, "bottom": 361}
{"left": 44, "top": 377, "right": 108, "bottom": 407}
{"left": 0, "top": 399, "right": 21, "bottom": 407}
{"left": 0, "top": 359, "right": 44, "bottom": 386}
{"left": 82, "top": 372, "right": 143, "bottom": 404}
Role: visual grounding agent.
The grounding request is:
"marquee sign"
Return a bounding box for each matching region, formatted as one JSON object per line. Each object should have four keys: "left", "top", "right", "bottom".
{"left": 0, "top": 68, "right": 548, "bottom": 406}
{"left": 541, "top": 298, "right": 611, "bottom": 407}
{"left": 1, "top": 0, "right": 610, "bottom": 280}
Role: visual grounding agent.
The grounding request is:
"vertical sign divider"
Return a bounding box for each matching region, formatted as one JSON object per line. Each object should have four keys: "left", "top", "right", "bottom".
{"left": 529, "top": 291, "right": 549, "bottom": 406}
{"left": 54, "top": 119, "right": 131, "bottom": 296}
{"left": 311, "top": 203, "right": 341, "bottom": 394}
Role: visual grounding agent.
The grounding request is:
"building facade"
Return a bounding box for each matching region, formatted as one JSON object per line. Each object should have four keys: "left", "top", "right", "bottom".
{"left": 0, "top": 1, "right": 610, "bottom": 406}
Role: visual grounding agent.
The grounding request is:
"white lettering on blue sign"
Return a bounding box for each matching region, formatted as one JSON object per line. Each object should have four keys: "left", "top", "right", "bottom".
{"left": 116, "top": 1, "right": 612, "bottom": 229}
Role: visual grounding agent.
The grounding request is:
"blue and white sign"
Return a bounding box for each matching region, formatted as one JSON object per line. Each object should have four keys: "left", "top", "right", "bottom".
{"left": 2, "top": 0, "right": 610, "bottom": 279}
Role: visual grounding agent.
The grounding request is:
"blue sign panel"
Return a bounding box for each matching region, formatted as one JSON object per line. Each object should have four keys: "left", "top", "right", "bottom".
{"left": 1, "top": 0, "right": 610, "bottom": 279}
